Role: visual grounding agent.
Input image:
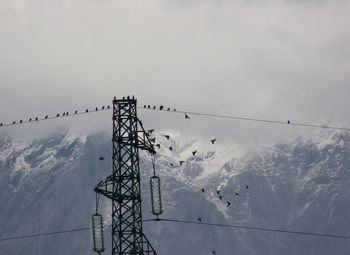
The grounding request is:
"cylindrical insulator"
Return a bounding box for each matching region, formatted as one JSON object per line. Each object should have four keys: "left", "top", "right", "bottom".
{"left": 92, "top": 213, "right": 105, "bottom": 253}
{"left": 150, "top": 175, "right": 163, "bottom": 216}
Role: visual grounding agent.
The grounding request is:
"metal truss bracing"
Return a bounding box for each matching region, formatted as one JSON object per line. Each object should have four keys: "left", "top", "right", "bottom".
{"left": 95, "top": 98, "right": 157, "bottom": 255}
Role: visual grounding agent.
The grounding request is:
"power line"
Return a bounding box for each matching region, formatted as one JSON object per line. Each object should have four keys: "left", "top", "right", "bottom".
{"left": 143, "top": 218, "right": 350, "bottom": 240}
{"left": 0, "top": 227, "right": 90, "bottom": 242}
{"left": 139, "top": 107, "right": 350, "bottom": 132}
{"left": 0, "top": 102, "right": 349, "bottom": 132}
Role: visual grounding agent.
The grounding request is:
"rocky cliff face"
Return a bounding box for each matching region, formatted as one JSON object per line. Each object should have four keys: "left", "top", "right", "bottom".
{"left": 0, "top": 130, "right": 349, "bottom": 255}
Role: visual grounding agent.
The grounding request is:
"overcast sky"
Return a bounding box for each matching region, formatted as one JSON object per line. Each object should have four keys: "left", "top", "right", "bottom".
{"left": 1, "top": 0, "right": 349, "bottom": 147}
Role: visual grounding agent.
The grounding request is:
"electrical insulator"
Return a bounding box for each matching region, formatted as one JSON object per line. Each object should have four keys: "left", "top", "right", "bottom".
{"left": 92, "top": 213, "right": 105, "bottom": 253}
{"left": 150, "top": 175, "right": 163, "bottom": 216}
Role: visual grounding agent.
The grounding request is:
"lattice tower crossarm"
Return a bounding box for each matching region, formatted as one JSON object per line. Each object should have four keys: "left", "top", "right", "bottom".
{"left": 95, "top": 98, "right": 157, "bottom": 255}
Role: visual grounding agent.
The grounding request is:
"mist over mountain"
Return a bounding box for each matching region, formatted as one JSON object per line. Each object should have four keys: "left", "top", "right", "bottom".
{"left": 0, "top": 130, "right": 349, "bottom": 255}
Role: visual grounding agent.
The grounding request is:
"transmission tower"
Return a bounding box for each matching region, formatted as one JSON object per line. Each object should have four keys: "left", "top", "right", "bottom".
{"left": 95, "top": 97, "right": 157, "bottom": 255}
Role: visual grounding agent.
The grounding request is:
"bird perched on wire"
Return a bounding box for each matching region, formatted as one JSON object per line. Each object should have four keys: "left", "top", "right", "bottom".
{"left": 85, "top": 109, "right": 88, "bottom": 113}
{"left": 107, "top": 105, "right": 110, "bottom": 109}
{"left": 63, "top": 112, "right": 66, "bottom": 116}
{"left": 167, "top": 108, "right": 171, "bottom": 111}
{"left": 287, "top": 120, "right": 290, "bottom": 124}
{"left": 75, "top": 110, "right": 78, "bottom": 114}
{"left": 12, "top": 121, "right": 16, "bottom": 124}
{"left": 168, "top": 146, "right": 173, "bottom": 151}
{"left": 197, "top": 217, "right": 202, "bottom": 222}
{"left": 56, "top": 114, "right": 59, "bottom": 117}
{"left": 148, "top": 105, "right": 150, "bottom": 109}
{"left": 20, "top": 120, "right": 22, "bottom": 123}
{"left": 246, "top": 185, "right": 249, "bottom": 189}
{"left": 144, "top": 105, "right": 146, "bottom": 108}
{"left": 170, "top": 163, "right": 174, "bottom": 167}
{"left": 153, "top": 106, "right": 156, "bottom": 109}
{"left": 29, "top": 118, "right": 32, "bottom": 122}
{"left": 179, "top": 161, "right": 184, "bottom": 166}
{"left": 226, "top": 201, "right": 231, "bottom": 207}
{"left": 211, "top": 139, "right": 216, "bottom": 144}
{"left": 45, "top": 115, "right": 48, "bottom": 119}
{"left": 102, "top": 106, "right": 105, "bottom": 110}
{"left": 192, "top": 150, "right": 197, "bottom": 156}
{"left": 95, "top": 107, "right": 98, "bottom": 111}
{"left": 164, "top": 135, "right": 170, "bottom": 140}
{"left": 160, "top": 105, "right": 164, "bottom": 110}
{"left": 35, "top": 117, "right": 38, "bottom": 121}
{"left": 66, "top": 112, "right": 69, "bottom": 116}
{"left": 185, "top": 113, "right": 190, "bottom": 119}
{"left": 99, "top": 157, "right": 104, "bottom": 160}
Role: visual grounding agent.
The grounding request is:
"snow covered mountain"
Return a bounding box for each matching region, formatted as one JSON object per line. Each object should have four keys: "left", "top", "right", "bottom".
{"left": 0, "top": 130, "right": 349, "bottom": 255}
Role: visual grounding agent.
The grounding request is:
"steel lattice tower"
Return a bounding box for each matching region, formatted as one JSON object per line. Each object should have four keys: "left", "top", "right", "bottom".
{"left": 95, "top": 97, "right": 157, "bottom": 255}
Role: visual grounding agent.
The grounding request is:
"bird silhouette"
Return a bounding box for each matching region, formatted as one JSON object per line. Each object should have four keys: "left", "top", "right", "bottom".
{"left": 211, "top": 139, "right": 216, "bottom": 144}
{"left": 287, "top": 120, "right": 290, "bottom": 124}
{"left": 56, "top": 114, "right": 60, "bottom": 117}
{"left": 66, "top": 112, "right": 69, "bottom": 116}
{"left": 170, "top": 163, "right": 174, "bottom": 167}
{"left": 192, "top": 150, "right": 197, "bottom": 156}
{"left": 212, "top": 250, "right": 216, "bottom": 255}
{"left": 201, "top": 189, "right": 205, "bottom": 193}
{"left": 219, "top": 195, "right": 223, "bottom": 200}
{"left": 246, "top": 185, "right": 249, "bottom": 189}
{"left": 144, "top": 105, "right": 146, "bottom": 108}
{"left": 95, "top": 107, "right": 98, "bottom": 111}
{"left": 226, "top": 201, "right": 231, "bottom": 207}
{"left": 168, "top": 147, "right": 173, "bottom": 151}
{"left": 235, "top": 192, "right": 239, "bottom": 196}
{"left": 164, "top": 135, "right": 170, "bottom": 140}
{"left": 167, "top": 108, "right": 171, "bottom": 111}
{"left": 150, "top": 138, "right": 156, "bottom": 143}
{"left": 160, "top": 105, "right": 164, "bottom": 110}
{"left": 102, "top": 106, "right": 105, "bottom": 110}
{"left": 29, "top": 118, "right": 32, "bottom": 122}
{"left": 185, "top": 113, "right": 190, "bottom": 119}
{"left": 155, "top": 144, "right": 161, "bottom": 148}
{"left": 20, "top": 120, "right": 22, "bottom": 123}
{"left": 197, "top": 217, "right": 202, "bottom": 222}
{"left": 63, "top": 112, "right": 66, "bottom": 116}
{"left": 35, "top": 117, "right": 38, "bottom": 121}
{"left": 99, "top": 157, "right": 104, "bottom": 160}
{"left": 114, "top": 96, "right": 117, "bottom": 100}
{"left": 153, "top": 106, "right": 156, "bottom": 109}
{"left": 216, "top": 190, "right": 221, "bottom": 195}
{"left": 148, "top": 129, "right": 155, "bottom": 133}
{"left": 179, "top": 161, "right": 184, "bottom": 166}
{"left": 173, "top": 109, "right": 176, "bottom": 111}
{"left": 85, "top": 109, "right": 88, "bottom": 113}
{"left": 107, "top": 105, "right": 110, "bottom": 109}
{"left": 0, "top": 123, "right": 3, "bottom": 126}
{"left": 75, "top": 110, "right": 78, "bottom": 114}
{"left": 12, "top": 121, "right": 16, "bottom": 124}
{"left": 148, "top": 105, "right": 150, "bottom": 109}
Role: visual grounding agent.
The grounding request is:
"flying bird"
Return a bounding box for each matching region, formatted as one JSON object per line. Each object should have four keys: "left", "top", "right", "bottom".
{"left": 185, "top": 113, "right": 190, "bottom": 119}
{"left": 226, "top": 201, "right": 231, "bottom": 207}
{"left": 99, "top": 157, "right": 104, "bottom": 160}
{"left": 164, "top": 135, "right": 170, "bottom": 140}
{"left": 168, "top": 147, "right": 173, "bottom": 151}
{"left": 197, "top": 217, "right": 202, "bottom": 222}
{"left": 155, "top": 144, "right": 161, "bottom": 148}
{"left": 201, "top": 189, "right": 205, "bottom": 193}
{"left": 235, "top": 192, "right": 240, "bottom": 196}
{"left": 211, "top": 139, "right": 216, "bottom": 144}
{"left": 192, "top": 150, "right": 197, "bottom": 156}
{"left": 179, "top": 161, "right": 184, "bottom": 166}
{"left": 246, "top": 185, "right": 249, "bottom": 189}
{"left": 148, "top": 129, "right": 155, "bottom": 134}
